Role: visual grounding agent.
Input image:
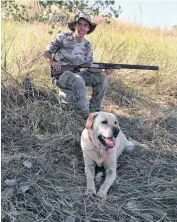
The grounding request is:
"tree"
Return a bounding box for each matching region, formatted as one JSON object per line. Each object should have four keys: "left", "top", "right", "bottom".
{"left": 1, "top": 0, "right": 27, "bottom": 21}
{"left": 2, "top": 0, "right": 122, "bottom": 24}
{"left": 37, "top": 0, "right": 122, "bottom": 24}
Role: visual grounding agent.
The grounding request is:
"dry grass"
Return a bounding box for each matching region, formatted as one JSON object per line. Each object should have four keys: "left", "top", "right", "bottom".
{"left": 1, "top": 70, "right": 177, "bottom": 222}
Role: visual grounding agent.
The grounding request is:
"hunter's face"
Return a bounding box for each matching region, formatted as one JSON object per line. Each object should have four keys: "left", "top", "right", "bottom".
{"left": 74, "top": 18, "right": 90, "bottom": 40}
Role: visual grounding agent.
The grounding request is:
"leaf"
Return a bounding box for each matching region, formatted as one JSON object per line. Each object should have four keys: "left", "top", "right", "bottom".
{"left": 4, "top": 179, "right": 17, "bottom": 186}
{"left": 19, "top": 185, "right": 30, "bottom": 193}
{"left": 19, "top": 182, "right": 32, "bottom": 193}
{"left": 23, "top": 160, "right": 32, "bottom": 168}
{"left": 48, "top": 30, "right": 53, "bottom": 35}
{"left": 1, "top": 187, "right": 14, "bottom": 199}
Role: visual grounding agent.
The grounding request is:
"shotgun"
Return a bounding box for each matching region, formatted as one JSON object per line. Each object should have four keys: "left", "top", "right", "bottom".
{"left": 51, "top": 62, "right": 159, "bottom": 77}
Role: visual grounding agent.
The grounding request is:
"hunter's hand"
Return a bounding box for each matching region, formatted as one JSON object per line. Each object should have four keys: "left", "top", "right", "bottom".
{"left": 50, "top": 61, "right": 61, "bottom": 71}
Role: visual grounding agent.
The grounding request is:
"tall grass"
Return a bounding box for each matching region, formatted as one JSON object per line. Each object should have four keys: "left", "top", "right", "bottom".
{"left": 1, "top": 19, "right": 177, "bottom": 97}
{"left": 90, "top": 22, "right": 177, "bottom": 69}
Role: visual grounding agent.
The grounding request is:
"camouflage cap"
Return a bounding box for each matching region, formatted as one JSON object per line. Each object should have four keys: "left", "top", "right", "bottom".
{"left": 68, "top": 12, "right": 97, "bottom": 34}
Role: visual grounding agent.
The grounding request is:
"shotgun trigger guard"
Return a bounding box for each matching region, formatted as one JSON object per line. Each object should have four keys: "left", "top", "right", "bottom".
{"left": 73, "top": 66, "right": 80, "bottom": 72}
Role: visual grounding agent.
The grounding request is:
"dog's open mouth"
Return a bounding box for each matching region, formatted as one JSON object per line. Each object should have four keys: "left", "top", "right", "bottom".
{"left": 98, "top": 135, "right": 115, "bottom": 148}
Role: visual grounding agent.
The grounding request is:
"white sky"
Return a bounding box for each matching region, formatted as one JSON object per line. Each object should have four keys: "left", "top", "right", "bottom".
{"left": 117, "top": 0, "right": 177, "bottom": 29}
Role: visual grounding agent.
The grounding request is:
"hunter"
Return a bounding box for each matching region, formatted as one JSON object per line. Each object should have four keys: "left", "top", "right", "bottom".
{"left": 43, "top": 12, "right": 108, "bottom": 117}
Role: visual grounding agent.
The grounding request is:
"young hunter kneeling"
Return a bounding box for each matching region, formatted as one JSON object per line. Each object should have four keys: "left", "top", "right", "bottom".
{"left": 43, "top": 12, "right": 108, "bottom": 118}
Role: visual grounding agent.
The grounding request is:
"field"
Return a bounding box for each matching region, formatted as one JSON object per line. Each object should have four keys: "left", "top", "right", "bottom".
{"left": 1, "top": 18, "right": 177, "bottom": 222}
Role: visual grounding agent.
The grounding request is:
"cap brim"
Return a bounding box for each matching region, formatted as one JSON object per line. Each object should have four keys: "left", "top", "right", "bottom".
{"left": 68, "top": 21, "right": 96, "bottom": 34}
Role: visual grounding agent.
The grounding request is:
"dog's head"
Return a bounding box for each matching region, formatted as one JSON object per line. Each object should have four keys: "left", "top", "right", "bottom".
{"left": 85, "top": 112, "right": 120, "bottom": 149}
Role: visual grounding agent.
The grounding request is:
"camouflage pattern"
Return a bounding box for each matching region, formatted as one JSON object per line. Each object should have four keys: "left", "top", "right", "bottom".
{"left": 53, "top": 69, "right": 108, "bottom": 112}
{"left": 45, "top": 32, "right": 93, "bottom": 65}
{"left": 45, "top": 31, "right": 107, "bottom": 112}
{"left": 68, "top": 12, "right": 97, "bottom": 34}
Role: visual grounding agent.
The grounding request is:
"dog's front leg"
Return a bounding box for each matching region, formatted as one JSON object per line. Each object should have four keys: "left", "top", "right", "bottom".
{"left": 85, "top": 164, "right": 96, "bottom": 195}
{"left": 83, "top": 152, "right": 96, "bottom": 195}
{"left": 97, "top": 168, "right": 116, "bottom": 199}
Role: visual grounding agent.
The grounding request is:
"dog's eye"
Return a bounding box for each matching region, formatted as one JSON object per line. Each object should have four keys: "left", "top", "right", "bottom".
{"left": 101, "top": 120, "right": 108, "bottom": 124}
{"left": 114, "top": 121, "right": 117, "bottom": 125}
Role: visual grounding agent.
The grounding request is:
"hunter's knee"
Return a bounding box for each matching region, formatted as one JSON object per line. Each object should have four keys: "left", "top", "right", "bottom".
{"left": 73, "top": 75, "right": 86, "bottom": 89}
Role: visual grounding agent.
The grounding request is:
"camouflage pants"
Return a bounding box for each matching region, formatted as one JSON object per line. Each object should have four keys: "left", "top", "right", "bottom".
{"left": 53, "top": 69, "right": 108, "bottom": 112}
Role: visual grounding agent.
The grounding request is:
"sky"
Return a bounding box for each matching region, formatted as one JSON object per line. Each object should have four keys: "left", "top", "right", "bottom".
{"left": 116, "top": 0, "right": 177, "bottom": 29}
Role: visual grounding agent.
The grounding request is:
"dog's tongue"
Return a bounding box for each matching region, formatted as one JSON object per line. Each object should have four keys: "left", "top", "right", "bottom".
{"left": 104, "top": 138, "right": 115, "bottom": 148}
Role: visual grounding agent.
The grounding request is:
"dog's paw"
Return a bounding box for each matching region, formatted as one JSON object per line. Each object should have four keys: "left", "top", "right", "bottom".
{"left": 85, "top": 189, "right": 97, "bottom": 201}
{"left": 86, "top": 187, "right": 96, "bottom": 196}
{"left": 96, "top": 189, "right": 107, "bottom": 200}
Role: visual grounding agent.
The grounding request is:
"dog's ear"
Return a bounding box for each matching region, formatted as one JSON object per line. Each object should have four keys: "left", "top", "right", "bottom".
{"left": 85, "top": 112, "right": 98, "bottom": 129}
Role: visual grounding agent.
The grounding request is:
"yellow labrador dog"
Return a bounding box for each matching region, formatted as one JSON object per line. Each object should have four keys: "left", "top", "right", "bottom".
{"left": 81, "top": 112, "right": 134, "bottom": 199}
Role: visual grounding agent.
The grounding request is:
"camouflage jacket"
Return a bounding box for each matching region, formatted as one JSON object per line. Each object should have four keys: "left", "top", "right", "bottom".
{"left": 44, "top": 32, "right": 93, "bottom": 66}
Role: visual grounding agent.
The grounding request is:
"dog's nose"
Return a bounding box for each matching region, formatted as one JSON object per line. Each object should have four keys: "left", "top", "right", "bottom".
{"left": 113, "top": 127, "right": 119, "bottom": 138}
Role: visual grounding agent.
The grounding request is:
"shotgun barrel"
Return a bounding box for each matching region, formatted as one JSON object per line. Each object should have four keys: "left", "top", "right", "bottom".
{"left": 91, "top": 63, "right": 159, "bottom": 71}
{"left": 51, "top": 62, "right": 159, "bottom": 77}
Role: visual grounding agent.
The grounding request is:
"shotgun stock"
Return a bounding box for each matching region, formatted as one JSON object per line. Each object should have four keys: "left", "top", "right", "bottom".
{"left": 51, "top": 62, "right": 159, "bottom": 77}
